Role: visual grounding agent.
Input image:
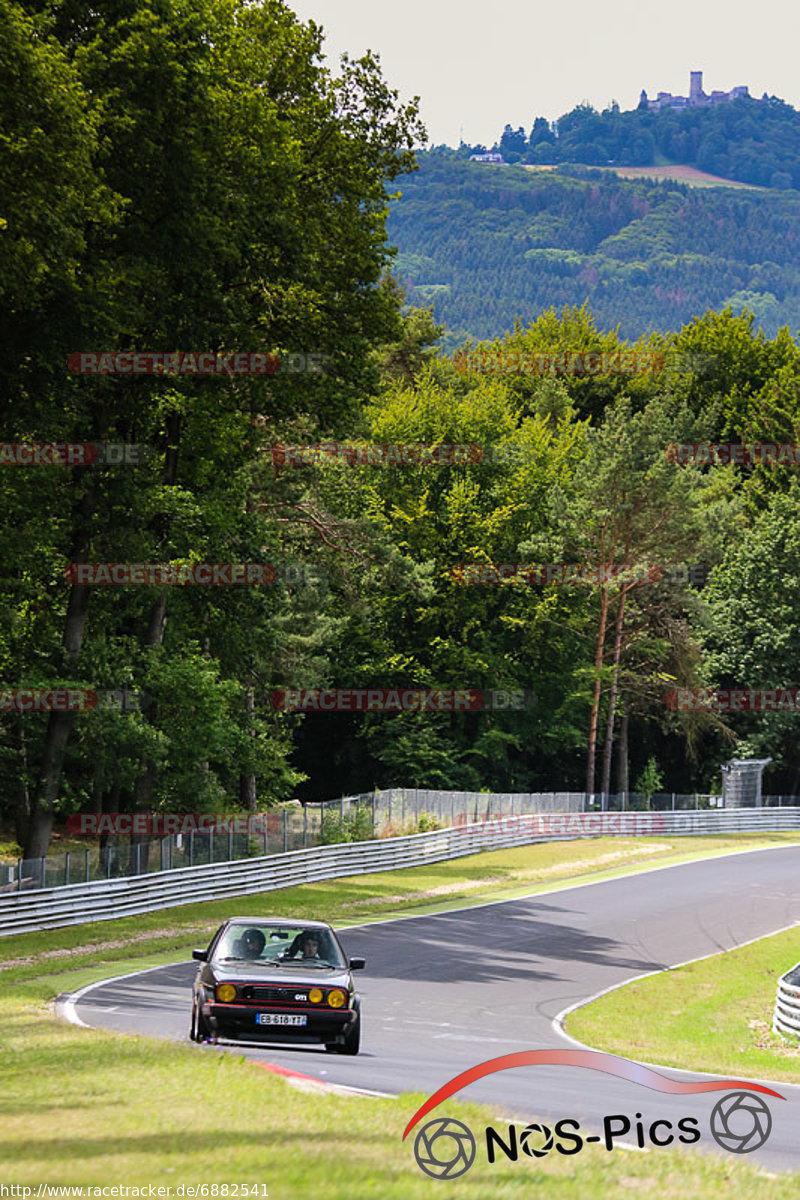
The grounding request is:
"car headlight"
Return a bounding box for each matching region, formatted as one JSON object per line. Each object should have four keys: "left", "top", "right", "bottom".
{"left": 327, "top": 989, "right": 346, "bottom": 1009}
{"left": 216, "top": 983, "right": 237, "bottom": 1003}
{"left": 309, "top": 988, "right": 324, "bottom": 1004}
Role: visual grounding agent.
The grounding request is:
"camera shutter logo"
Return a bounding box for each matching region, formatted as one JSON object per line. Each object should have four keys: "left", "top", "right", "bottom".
{"left": 710, "top": 1092, "right": 772, "bottom": 1154}
{"left": 520, "top": 1122, "right": 554, "bottom": 1157}
{"left": 414, "top": 1118, "right": 476, "bottom": 1179}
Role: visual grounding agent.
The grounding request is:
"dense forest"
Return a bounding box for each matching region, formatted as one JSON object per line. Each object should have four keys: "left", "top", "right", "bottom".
{"left": 387, "top": 153, "right": 800, "bottom": 343}
{"left": 4, "top": 0, "right": 800, "bottom": 862}
{"left": 467, "top": 93, "right": 800, "bottom": 190}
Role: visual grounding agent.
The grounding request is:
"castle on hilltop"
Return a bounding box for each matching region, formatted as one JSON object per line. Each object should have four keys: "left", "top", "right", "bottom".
{"left": 639, "top": 71, "right": 758, "bottom": 113}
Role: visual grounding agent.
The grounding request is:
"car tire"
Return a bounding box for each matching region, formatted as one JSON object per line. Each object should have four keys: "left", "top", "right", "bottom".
{"left": 327, "top": 1012, "right": 360, "bottom": 1056}
{"left": 190, "top": 999, "right": 210, "bottom": 1042}
{"left": 341, "top": 1013, "right": 360, "bottom": 1055}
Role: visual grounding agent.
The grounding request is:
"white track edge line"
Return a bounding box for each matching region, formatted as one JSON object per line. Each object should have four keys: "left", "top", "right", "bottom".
{"left": 57, "top": 961, "right": 186, "bottom": 1028}
{"left": 56, "top": 966, "right": 398, "bottom": 1101}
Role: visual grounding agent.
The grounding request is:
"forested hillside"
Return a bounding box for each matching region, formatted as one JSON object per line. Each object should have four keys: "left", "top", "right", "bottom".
{"left": 387, "top": 153, "right": 800, "bottom": 343}
{"left": 484, "top": 93, "right": 800, "bottom": 190}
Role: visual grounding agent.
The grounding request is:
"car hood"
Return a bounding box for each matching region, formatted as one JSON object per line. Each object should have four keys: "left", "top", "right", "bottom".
{"left": 210, "top": 962, "right": 351, "bottom": 988}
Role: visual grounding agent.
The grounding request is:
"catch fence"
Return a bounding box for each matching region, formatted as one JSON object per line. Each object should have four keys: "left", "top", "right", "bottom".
{"left": 5, "top": 789, "right": 798, "bottom": 895}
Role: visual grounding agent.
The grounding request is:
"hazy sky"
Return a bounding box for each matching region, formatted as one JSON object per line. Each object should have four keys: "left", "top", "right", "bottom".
{"left": 290, "top": 0, "right": 799, "bottom": 147}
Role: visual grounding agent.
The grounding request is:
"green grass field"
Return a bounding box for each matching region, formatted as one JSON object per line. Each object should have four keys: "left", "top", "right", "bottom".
{"left": 2, "top": 834, "right": 799, "bottom": 1197}
{"left": 566, "top": 924, "right": 800, "bottom": 1084}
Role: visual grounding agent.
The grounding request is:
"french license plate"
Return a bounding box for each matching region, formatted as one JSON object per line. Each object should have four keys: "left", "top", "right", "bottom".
{"left": 255, "top": 1013, "right": 307, "bottom": 1026}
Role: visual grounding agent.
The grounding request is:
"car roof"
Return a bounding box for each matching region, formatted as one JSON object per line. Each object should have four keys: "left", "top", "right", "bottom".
{"left": 223, "top": 917, "right": 333, "bottom": 931}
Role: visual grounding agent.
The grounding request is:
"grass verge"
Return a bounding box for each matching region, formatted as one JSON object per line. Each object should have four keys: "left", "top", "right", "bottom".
{"left": 2, "top": 975, "right": 798, "bottom": 1197}
{"left": 566, "top": 925, "right": 800, "bottom": 1086}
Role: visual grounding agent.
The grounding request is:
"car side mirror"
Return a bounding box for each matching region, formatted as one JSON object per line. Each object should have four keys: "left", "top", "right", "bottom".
{"left": 192, "top": 948, "right": 208, "bottom": 962}
{"left": 349, "top": 956, "right": 365, "bottom": 970}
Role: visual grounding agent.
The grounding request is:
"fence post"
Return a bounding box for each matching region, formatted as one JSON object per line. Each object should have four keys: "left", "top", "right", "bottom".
{"left": 189, "top": 831, "right": 194, "bottom": 868}
{"left": 160, "top": 838, "right": 164, "bottom": 872}
{"left": 228, "top": 827, "right": 233, "bottom": 862}
{"left": 303, "top": 804, "right": 308, "bottom": 848}
{"left": 85, "top": 849, "right": 90, "bottom": 882}
{"left": 672, "top": 792, "right": 676, "bottom": 811}
{"left": 209, "top": 830, "right": 214, "bottom": 864}
{"left": 17, "top": 858, "right": 22, "bottom": 892}
{"left": 283, "top": 808, "right": 288, "bottom": 853}
{"left": 264, "top": 817, "right": 268, "bottom": 855}
{"left": 65, "top": 852, "right": 70, "bottom": 886}
{"left": 372, "top": 791, "right": 377, "bottom": 837}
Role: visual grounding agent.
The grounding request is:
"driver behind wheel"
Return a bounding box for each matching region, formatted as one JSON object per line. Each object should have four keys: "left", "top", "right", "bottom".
{"left": 288, "top": 929, "right": 324, "bottom": 959}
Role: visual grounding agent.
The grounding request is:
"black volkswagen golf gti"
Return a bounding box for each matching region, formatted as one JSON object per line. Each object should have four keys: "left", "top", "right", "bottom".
{"left": 190, "top": 917, "right": 364, "bottom": 1054}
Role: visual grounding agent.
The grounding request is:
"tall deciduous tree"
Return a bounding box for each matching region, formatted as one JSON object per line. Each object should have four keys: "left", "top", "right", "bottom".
{"left": 2, "top": 0, "right": 423, "bottom": 856}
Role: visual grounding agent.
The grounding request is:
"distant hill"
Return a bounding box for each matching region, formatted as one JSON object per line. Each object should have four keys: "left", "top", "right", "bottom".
{"left": 462, "top": 94, "right": 800, "bottom": 192}
{"left": 387, "top": 153, "right": 800, "bottom": 343}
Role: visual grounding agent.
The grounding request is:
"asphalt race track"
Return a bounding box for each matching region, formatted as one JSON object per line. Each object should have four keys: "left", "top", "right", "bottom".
{"left": 63, "top": 846, "right": 800, "bottom": 1171}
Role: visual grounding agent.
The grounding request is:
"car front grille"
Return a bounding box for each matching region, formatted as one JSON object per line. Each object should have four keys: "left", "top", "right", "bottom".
{"left": 240, "top": 986, "right": 304, "bottom": 1004}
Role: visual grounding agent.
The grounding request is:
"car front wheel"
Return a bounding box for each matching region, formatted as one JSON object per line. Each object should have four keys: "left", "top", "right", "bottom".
{"left": 190, "top": 999, "right": 210, "bottom": 1042}
{"left": 326, "top": 1012, "right": 360, "bottom": 1056}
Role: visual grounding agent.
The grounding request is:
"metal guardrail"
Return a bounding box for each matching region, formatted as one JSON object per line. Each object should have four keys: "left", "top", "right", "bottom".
{"left": 1, "top": 807, "right": 799, "bottom": 937}
{"left": 774, "top": 961, "right": 800, "bottom": 1041}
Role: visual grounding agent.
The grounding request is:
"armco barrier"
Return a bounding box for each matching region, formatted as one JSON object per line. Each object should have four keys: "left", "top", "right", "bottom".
{"left": 1, "top": 807, "right": 799, "bottom": 936}
{"left": 774, "top": 961, "right": 800, "bottom": 1042}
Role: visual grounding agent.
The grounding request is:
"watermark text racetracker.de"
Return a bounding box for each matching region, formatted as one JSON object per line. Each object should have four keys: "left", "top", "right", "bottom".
{"left": 452, "top": 349, "right": 715, "bottom": 377}
{"left": 67, "top": 350, "right": 328, "bottom": 375}
{"left": 66, "top": 812, "right": 279, "bottom": 836}
{"left": 271, "top": 442, "right": 481, "bottom": 467}
{"left": 666, "top": 688, "right": 800, "bottom": 712}
{"left": 455, "top": 811, "right": 669, "bottom": 836}
{"left": 403, "top": 1049, "right": 784, "bottom": 1180}
{"left": 270, "top": 688, "right": 534, "bottom": 712}
{"left": 63, "top": 563, "right": 325, "bottom": 587}
{"left": 451, "top": 562, "right": 711, "bottom": 586}
{"left": 0, "top": 443, "right": 151, "bottom": 466}
{"left": 0, "top": 688, "right": 148, "bottom": 713}
{"left": 666, "top": 442, "right": 800, "bottom": 466}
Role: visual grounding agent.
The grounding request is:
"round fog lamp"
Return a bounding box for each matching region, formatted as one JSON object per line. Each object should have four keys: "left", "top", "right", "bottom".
{"left": 309, "top": 988, "right": 323, "bottom": 1004}
{"left": 327, "top": 989, "right": 346, "bottom": 1009}
{"left": 216, "top": 983, "right": 237, "bottom": 1003}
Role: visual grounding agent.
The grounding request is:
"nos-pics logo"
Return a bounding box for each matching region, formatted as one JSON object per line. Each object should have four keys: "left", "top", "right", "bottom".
{"left": 403, "top": 1049, "right": 783, "bottom": 1180}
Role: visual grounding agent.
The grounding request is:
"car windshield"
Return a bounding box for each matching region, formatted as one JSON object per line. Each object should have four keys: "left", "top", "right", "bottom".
{"left": 214, "top": 924, "right": 346, "bottom": 968}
